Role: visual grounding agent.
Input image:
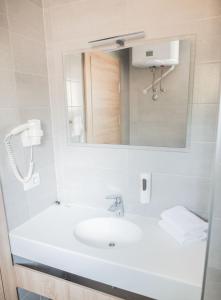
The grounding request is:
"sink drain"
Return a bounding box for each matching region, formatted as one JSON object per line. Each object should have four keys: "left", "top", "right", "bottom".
{"left": 108, "top": 242, "right": 116, "bottom": 247}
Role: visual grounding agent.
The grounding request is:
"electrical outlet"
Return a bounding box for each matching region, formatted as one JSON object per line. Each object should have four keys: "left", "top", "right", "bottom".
{"left": 23, "top": 172, "right": 40, "bottom": 191}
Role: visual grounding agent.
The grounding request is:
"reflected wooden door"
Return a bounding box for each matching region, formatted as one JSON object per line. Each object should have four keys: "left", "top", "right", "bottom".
{"left": 84, "top": 52, "right": 121, "bottom": 144}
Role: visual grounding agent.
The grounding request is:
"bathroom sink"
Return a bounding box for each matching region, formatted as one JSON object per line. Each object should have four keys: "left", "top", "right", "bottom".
{"left": 74, "top": 217, "right": 143, "bottom": 249}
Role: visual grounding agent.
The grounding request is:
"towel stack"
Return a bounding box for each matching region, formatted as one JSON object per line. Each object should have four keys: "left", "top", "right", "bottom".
{"left": 159, "top": 206, "right": 208, "bottom": 245}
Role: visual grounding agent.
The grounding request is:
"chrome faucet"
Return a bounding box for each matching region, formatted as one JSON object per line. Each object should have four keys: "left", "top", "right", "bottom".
{"left": 106, "top": 194, "right": 124, "bottom": 217}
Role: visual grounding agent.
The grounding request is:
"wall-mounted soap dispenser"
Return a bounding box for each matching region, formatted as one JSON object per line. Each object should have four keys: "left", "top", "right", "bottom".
{"left": 140, "top": 173, "right": 152, "bottom": 204}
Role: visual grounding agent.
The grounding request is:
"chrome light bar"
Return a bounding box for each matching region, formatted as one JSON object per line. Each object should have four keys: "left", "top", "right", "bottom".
{"left": 88, "top": 31, "right": 145, "bottom": 48}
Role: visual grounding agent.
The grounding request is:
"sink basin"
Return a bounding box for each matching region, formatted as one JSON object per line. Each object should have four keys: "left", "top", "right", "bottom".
{"left": 74, "top": 217, "right": 143, "bottom": 249}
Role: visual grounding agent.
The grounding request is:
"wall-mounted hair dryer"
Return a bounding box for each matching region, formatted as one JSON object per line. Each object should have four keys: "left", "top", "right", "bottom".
{"left": 4, "top": 119, "right": 43, "bottom": 184}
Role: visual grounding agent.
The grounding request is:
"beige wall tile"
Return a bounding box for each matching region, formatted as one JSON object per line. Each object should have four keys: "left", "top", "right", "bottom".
{"left": 29, "top": 0, "right": 42, "bottom": 7}
{"left": 191, "top": 104, "right": 219, "bottom": 142}
{"left": 43, "top": 0, "right": 77, "bottom": 8}
{"left": 196, "top": 35, "right": 221, "bottom": 63}
{"left": 125, "top": 0, "right": 221, "bottom": 23}
{"left": 195, "top": 63, "right": 221, "bottom": 104}
{"left": 195, "top": 17, "right": 221, "bottom": 38}
{"left": 43, "top": 8, "right": 53, "bottom": 44}
{"left": 0, "top": 0, "right": 6, "bottom": 14}
{"left": 122, "top": 0, "right": 221, "bottom": 41}
{"left": 0, "top": 69, "right": 17, "bottom": 108}
{"left": 149, "top": 16, "right": 221, "bottom": 44}
{"left": 204, "top": 0, "right": 221, "bottom": 18}
{"left": 0, "top": 13, "right": 8, "bottom": 28}
{"left": 0, "top": 28, "right": 13, "bottom": 69}
{"left": 11, "top": 33, "right": 47, "bottom": 75}
{"left": 7, "top": 0, "right": 45, "bottom": 41}
{"left": 0, "top": 108, "right": 20, "bottom": 139}
{"left": 15, "top": 72, "right": 50, "bottom": 108}
{"left": 45, "top": 0, "right": 126, "bottom": 42}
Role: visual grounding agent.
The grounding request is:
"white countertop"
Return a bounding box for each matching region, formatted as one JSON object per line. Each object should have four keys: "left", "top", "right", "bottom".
{"left": 9, "top": 203, "right": 206, "bottom": 300}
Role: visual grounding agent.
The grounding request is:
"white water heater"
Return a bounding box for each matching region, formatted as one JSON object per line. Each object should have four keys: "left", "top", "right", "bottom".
{"left": 132, "top": 40, "right": 179, "bottom": 67}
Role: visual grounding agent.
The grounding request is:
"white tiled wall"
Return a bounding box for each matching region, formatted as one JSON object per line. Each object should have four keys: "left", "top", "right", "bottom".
{"left": 0, "top": 0, "right": 57, "bottom": 230}
{"left": 43, "top": 0, "right": 221, "bottom": 219}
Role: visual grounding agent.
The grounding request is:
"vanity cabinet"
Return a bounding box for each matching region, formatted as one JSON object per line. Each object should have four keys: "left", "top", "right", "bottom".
{"left": 15, "top": 264, "right": 122, "bottom": 300}
{"left": 0, "top": 274, "right": 5, "bottom": 300}
{"left": 0, "top": 189, "right": 17, "bottom": 300}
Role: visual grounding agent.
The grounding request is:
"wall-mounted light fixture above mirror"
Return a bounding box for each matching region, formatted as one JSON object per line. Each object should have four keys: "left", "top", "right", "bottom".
{"left": 63, "top": 37, "right": 194, "bottom": 148}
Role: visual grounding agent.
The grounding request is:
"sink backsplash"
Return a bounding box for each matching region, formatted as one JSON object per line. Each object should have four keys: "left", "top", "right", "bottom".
{"left": 57, "top": 145, "right": 213, "bottom": 220}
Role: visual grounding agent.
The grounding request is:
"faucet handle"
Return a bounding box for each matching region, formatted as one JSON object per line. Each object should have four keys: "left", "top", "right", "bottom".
{"left": 106, "top": 194, "right": 124, "bottom": 217}
{"left": 105, "top": 194, "right": 122, "bottom": 203}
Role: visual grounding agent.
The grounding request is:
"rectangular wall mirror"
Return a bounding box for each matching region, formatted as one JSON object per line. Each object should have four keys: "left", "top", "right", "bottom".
{"left": 64, "top": 38, "right": 193, "bottom": 148}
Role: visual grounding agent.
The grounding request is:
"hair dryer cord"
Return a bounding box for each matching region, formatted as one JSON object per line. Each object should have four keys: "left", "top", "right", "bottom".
{"left": 4, "top": 134, "right": 34, "bottom": 183}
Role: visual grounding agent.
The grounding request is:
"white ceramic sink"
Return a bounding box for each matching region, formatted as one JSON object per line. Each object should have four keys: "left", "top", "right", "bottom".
{"left": 74, "top": 217, "right": 143, "bottom": 249}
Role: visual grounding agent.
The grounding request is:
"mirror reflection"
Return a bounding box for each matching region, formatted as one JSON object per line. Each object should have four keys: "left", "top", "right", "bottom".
{"left": 64, "top": 38, "right": 192, "bottom": 148}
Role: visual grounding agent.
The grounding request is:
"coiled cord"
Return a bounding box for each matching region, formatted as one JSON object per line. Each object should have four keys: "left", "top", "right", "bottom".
{"left": 4, "top": 134, "right": 34, "bottom": 183}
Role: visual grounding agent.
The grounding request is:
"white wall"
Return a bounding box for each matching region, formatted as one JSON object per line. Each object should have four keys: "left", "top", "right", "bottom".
{"left": 43, "top": 0, "right": 221, "bottom": 219}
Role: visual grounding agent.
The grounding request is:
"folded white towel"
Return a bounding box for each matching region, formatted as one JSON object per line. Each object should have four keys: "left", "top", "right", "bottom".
{"left": 159, "top": 220, "right": 207, "bottom": 245}
{"left": 160, "top": 206, "right": 208, "bottom": 236}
